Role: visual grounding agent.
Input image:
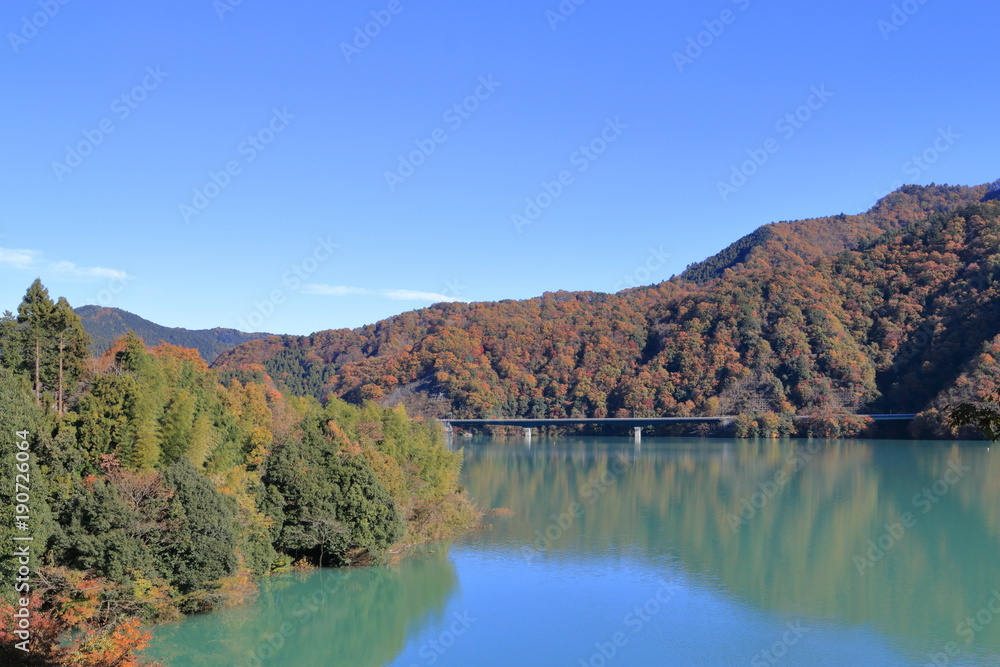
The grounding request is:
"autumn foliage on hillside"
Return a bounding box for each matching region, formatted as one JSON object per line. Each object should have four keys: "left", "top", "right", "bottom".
{"left": 214, "top": 184, "right": 1000, "bottom": 435}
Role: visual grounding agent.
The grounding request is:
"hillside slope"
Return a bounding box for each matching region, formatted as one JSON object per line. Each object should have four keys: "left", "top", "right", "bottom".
{"left": 213, "top": 184, "right": 1000, "bottom": 433}
{"left": 77, "top": 306, "right": 272, "bottom": 363}
{"left": 680, "top": 183, "right": 988, "bottom": 283}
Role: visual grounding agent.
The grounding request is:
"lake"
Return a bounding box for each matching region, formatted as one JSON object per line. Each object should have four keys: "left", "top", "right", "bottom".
{"left": 147, "top": 437, "right": 1000, "bottom": 666}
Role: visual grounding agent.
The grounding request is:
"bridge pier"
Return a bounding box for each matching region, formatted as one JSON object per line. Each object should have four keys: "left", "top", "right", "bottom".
{"left": 439, "top": 420, "right": 455, "bottom": 450}
{"left": 441, "top": 415, "right": 915, "bottom": 443}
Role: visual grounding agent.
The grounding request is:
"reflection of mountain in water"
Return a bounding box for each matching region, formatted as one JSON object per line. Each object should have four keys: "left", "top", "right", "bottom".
{"left": 147, "top": 546, "right": 458, "bottom": 666}
{"left": 462, "top": 438, "right": 1000, "bottom": 649}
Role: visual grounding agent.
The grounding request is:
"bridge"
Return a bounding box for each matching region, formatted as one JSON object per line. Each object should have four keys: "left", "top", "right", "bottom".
{"left": 440, "top": 415, "right": 917, "bottom": 442}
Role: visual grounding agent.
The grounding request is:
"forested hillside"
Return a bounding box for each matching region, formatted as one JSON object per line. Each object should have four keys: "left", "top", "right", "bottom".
{"left": 680, "top": 183, "right": 989, "bottom": 283}
{"left": 76, "top": 305, "right": 272, "bottom": 363}
{"left": 214, "top": 183, "right": 1000, "bottom": 437}
{"left": 1, "top": 282, "right": 475, "bottom": 665}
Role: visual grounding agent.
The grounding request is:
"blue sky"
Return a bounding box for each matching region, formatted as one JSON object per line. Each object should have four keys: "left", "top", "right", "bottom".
{"left": 1, "top": 0, "right": 997, "bottom": 336}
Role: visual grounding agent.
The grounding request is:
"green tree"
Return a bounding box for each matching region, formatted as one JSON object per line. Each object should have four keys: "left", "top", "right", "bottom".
{"left": 263, "top": 428, "right": 404, "bottom": 566}
{"left": 52, "top": 297, "right": 90, "bottom": 413}
{"left": 159, "top": 389, "right": 196, "bottom": 463}
{"left": 76, "top": 374, "right": 160, "bottom": 470}
{"left": 949, "top": 393, "right": 1000, "bottom": 441}
{"left": 2, "top": 286, "right": 89, "bottom": 413}
{"left": 16, "top": 279, "right": 58, "bottom": 403}
{"left": 0, "top": 311, "right": 26, "bottom": 374}
{"left": 48, "top": 475, "right": 159, "bottom": 585}
{"left": 159, "top": 460, "right": 239, "bottom": 597}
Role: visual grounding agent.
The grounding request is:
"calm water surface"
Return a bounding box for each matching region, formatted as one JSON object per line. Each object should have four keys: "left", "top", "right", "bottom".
{"left": 147, "top": 438, "right": 1000, "bottom": 666}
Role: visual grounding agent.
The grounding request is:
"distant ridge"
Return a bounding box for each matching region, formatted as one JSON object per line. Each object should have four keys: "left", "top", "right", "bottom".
{"left": 75, "top": 305, "right": 272, "bottom": 363}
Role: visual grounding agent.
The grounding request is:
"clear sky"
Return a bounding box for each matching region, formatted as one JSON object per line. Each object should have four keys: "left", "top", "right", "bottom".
{"left": 1, "top": 0, "right": 997, "bottom": 335}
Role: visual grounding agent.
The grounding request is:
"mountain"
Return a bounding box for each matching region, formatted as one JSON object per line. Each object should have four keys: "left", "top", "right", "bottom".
{"left": 212, "top": 183, "right": 1000, "bottom": 436}
{"left": 680, "top": 183, "right": 990, "bottom": 283}
{"left": 76, "top": 305, "right": 272, "bottom": 363}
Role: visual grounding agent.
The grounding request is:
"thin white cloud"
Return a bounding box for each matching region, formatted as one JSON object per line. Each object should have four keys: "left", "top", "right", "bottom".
{"left": 303, "top": 284, "right": 461, "bottom": 303}
{"left": 49, "top": 261, "right": 128, "bottom": 281}
{"left": 0, "top": 246, "right": 129, "bottom": 281}
{"left": 383, "top": 289, "right": 459, "bottom": 302}
{"left": 0, "top": 248, "right": 38, "bottom": 269}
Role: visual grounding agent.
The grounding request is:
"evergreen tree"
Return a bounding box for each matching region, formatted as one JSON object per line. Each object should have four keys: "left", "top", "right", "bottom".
{"left": 16, "top": 279, "right": 58, "bottom": 403}
{"left": 52, "top": 297, "right": 90, "bottom": 413}
{"left": 75, "top": 372, "right": 161, "bottom": 470}
{"left": 262, "top": 424, "right": 404, "bottom": 566}
{"left": 3, "top": 288, "right": 89, "bottom": 413}
{"left": 160, "top": 460, "right": 238, "bottom": 596}
{"left": 0, "top": 311, "right": 26, "bottom": 374}
{"left": 116, "top": 331, "right": 155, "bottom": 376}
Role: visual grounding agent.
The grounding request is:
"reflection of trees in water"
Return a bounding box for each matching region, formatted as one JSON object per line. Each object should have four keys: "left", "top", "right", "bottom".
{"left": 149, "top": 547, "right": 458, "bottom": 666}
{"left": 464, "top": 439, "right": 1000, "bottom": 647}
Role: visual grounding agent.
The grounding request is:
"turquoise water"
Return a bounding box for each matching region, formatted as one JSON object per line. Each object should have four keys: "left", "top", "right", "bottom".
{"left": 147, "top": 438, "right": 1000, "bottom": 666}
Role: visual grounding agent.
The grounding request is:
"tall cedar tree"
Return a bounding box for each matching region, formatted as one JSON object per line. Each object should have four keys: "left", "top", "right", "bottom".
{"left": 17, "top": 279, "right": 57, "bottom": 403}
{"left": 52, "top": 297, "right": 90, "bottom": 413}
{"left": 5, "top": 281, "right": 90, "bottom": 412}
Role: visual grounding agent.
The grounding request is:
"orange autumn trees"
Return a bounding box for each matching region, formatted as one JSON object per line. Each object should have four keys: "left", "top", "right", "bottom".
{"left": 0, "top": 568, "right": 157, "bottom": 667}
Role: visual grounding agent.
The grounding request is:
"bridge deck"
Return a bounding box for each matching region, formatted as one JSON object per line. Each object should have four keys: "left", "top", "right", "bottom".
{"left": 442, "top": 415, "right": 916, "bottom": 428}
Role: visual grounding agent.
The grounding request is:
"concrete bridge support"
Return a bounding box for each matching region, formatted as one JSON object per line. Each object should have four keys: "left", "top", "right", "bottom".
{"left": 440, "top": 420, "right": 455, "bottom": 450}
{"left": 634, "top": 427, "right": 642, "bottom": 443}
{"left": 524, "top": 427, "right": 532, "bottom": 442}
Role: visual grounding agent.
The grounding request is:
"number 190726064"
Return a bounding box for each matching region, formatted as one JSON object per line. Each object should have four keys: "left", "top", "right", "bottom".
{"left": 14, "top": 430, "right": 31, "bottom": 528}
